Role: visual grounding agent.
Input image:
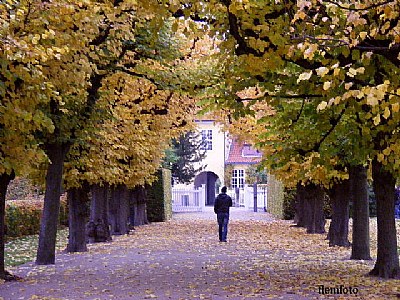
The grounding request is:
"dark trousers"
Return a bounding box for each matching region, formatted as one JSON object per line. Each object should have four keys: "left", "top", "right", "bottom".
{"left": 217, "top": 212, "right": 229, "bottom": 241}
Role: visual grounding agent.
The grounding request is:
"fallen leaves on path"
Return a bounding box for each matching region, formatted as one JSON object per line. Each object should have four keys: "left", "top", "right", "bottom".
{"left": 1, "top": 217, "right": 399, "bottom": 299}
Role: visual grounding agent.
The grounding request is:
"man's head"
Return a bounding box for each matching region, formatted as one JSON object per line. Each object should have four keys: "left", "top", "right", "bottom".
{"left": 221, "top": 186, "right": 227, "bottom": 193}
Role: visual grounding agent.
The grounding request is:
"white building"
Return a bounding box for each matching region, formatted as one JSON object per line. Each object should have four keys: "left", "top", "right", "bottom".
{"left": 172, "top": 118, "right": 267, "bottom": 212}
{"left": 192, "top": 119, "right": 228, "bottom": 205}
{"left": 190, "top": 119, "right": 262, "bottom": 206}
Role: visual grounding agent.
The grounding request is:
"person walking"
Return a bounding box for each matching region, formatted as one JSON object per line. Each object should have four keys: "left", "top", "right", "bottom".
{"left": 214, "top": 186, "right": 233, "bottom": 242}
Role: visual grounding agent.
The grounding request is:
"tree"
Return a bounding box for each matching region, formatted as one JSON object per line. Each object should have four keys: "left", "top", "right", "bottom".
{"left": 63, "top": 15, "right": 216, "bottom": 251}
{"left": 0, "top": 0, "right": 62, "bottom": 279}
{"left": 34, "top": 0, "right": 101, "bottom": 265}
{"left": 349, "top": 165, "right": 371, "bottom": 260}
{"left": 64, "top": 73, "right": 196, "bottom": 248}
{"left": 246, "top": 165, "right": 268, "bottom": 185}
{"left": 176, "top": 0, "right": 400, "bottom": 277}
{"left": 35, "top": 0, "right": 205, "bottom": 263}
{"left": 170, "top": 131, "right": 207, "bottom": 184}
{"left": 290, "top": 0, "right": 400, "bottom": 278}
{"left": 327, "top": 179, "right": 351, "bottom": 247}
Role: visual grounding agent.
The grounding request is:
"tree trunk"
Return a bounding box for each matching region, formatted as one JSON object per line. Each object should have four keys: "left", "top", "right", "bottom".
{"left": 130, "top": 187, "right": 148, "bottom": 226}
{"left": 87, "top": 184, "right": 112, "bottom": 243}
{"left": 369, "top": 159, "right": 400, "bottom": 278}
{"left": 0, "top": 172, "right": 15, "bottom": 280}
{"left": 349, "top": 165, "right": 371, "bottom": 260}
{"left": 36, "top": 143, "right": 69, "bottom": 265}
{"left": 294, "top": 183, "right": 306, "bottom": 227}
{"left": 66, "top": 183, "right": 89, "bottom": 252}
{"left": 129, "top": 199, "right": 135, "bottom": 230}
{"left": 304, "top": 183, "right": 326, "bottom": 234}
{"left": 109, "top": 185, "right": 130, "bottom": 235}
{"left": 327, "top": 180, "right": 350, "bottom": 247}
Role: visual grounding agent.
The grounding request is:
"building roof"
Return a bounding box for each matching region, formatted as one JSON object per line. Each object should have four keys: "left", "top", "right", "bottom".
{"left": 226, "top": 139, "right": 262, "bottom": 165}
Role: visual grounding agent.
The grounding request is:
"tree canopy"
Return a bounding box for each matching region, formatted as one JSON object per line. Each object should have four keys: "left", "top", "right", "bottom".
{"left": 174, "top": 0, "right": 400, "bottom": 278}
{"left": 1, "top": 0, "right": 400, "bottom": 280}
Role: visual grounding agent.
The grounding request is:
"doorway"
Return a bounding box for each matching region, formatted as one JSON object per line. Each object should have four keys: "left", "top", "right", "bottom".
{"left": 194, "top": 171, "right": 220, "bottom": 206}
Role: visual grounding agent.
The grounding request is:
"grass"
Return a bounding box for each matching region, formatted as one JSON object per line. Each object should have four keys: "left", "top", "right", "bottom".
{"left": 5, "top": 228, "right": 69, "bottom": 267}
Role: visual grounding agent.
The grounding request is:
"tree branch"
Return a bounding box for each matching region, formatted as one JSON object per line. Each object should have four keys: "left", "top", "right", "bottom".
{"left": 296, "top": 103, "right": 348, "bottom": 156}
{"left": 292, "top": 98, "right": 305, "bottom": 125}
{"left": 221, "top": 0, "right": 262, "bottom": 56}
{"left": 291, "top": 34, "right": 400, "bottom": 66}
{"left": 324, "top": 0, "right": 395, "bottom": 12}
{"left": 235, "top": 93, "right": 323, "bottom": 104}
{"left": 314, "top": 103, "right": 348, "bottom": 153}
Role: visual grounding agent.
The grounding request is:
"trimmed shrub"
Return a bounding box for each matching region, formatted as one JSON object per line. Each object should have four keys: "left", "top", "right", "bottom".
{"left": 323, "top": 194, "right": 332, "bottom": 219}
{"left": 146, "top": 169, "right": 172, "bottom": 222}
{"left": 282, "top": 188, "right": 296, "bottom": 220}
{"left": 5, "top": 194, "right": 68, "bottom": 238}
{"left": 6, "top": 177, "right": 44, "bottom": 201}
{"left": 367, "top": 185, "right": 377, "bottom": 218}
{"left": 283, "top": 188, "right": 331, "bottom": 220}
{"left": 266, "top": 174, "right": 285, "bottom": 219}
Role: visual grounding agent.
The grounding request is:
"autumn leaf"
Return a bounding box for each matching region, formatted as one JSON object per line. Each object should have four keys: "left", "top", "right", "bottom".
{"left": 2, "top": 213, "right": 399, "bottom": 299}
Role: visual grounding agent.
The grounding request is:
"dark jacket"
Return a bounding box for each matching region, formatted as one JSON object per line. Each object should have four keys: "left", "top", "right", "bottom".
{"left": 214, "top": 193, "right": 233, "bottom": 214}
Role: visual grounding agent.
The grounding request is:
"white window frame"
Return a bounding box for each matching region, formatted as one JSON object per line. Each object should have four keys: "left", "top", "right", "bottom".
{"left": 232, "top": 169, "right": 245, "bottom": 188}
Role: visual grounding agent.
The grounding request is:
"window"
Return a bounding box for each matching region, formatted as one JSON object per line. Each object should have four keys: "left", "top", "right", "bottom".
{"left": 242, "top": 144, "right": 262, "bottom": 157}
{"left": 200, "top": 130, "right": 212, "bottom": 150}
{"left": 232, "top": 169, "right": 245, "bottom": 188}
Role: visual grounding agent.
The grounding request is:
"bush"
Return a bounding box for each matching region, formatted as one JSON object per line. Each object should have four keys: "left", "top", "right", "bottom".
{"left": 5, "top": 194, "right": 68, "bottom": 238}
{"left": 6, "top": 177, "right": 44, "bottom": 201}
{"left": 323, "top": 194, "right": 332, "bottom": 219}
{"left": 283, "top": 188, "right": 331, "bottom": 220}
{"left": 266, "top": 174, "right": 285, "bottom": 219}
{"left": 146, "top": 169, "right": 172, "bottom": 222}
{"left": 282, "top": 188, "right": 296, "bottom": 220}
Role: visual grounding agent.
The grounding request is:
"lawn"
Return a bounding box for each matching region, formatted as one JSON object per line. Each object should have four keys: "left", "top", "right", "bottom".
{"left": 4, "top": 229, "right": 69, "bottom": 267}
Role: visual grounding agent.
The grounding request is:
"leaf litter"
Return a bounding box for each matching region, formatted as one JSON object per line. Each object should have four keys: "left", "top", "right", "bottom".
{"left": 0, "top": 214, "right": 399, "bottom": 299}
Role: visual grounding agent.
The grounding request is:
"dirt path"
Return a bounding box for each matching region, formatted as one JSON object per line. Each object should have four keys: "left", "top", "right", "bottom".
{"left": 0, "top": 208, "right": 397, "bottom": 299}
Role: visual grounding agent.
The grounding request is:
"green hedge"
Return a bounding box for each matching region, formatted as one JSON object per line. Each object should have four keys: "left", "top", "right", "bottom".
{"left": 6, "top": 177, "right": 44, "bottom": 201}
{"left": 267, "top": 174, "right": 285, "bottom": 219}
{"left": 282, "top": 185, "right": 376, "bottom": 220}
{"left": 146, "top": 169, "right": 172, "bottom": 222}
{"left": 282, "top": 188, "right": 297, "bottom": 220}
{"left": 5, "top": 195, "right": 68, "bottom": 238}
{"left": 282, "top": 188, "right": 332, "bottom": 220}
